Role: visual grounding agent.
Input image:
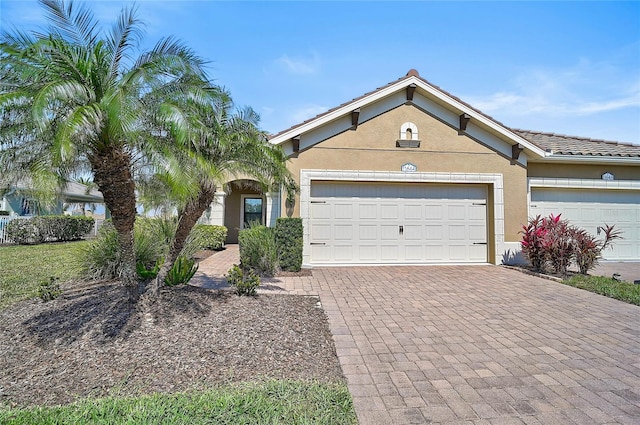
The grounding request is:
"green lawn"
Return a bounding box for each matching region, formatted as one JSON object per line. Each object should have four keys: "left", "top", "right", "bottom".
{"left": 0, "top": 380, "right": 357, "bottom": 425}
{"left": 563, "top": 274, "right": 640, "bottom": 306}
{"left": 0, "top": 241, "right": 88, "bottom": 309}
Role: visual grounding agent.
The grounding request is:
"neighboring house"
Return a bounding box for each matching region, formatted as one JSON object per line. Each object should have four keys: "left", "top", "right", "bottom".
{"left": 1, "top": 181, "right": 105, "bottom": 217}
{"left": 202, "top": 69, "right": 640, "bottom": 266}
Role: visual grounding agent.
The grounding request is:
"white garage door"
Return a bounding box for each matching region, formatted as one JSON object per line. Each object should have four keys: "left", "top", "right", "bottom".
{"left": 530, "top": 188, "right": 640, "bottom": 260}
{"left": 309, "top": 182, "right": 488, "bottom": 264}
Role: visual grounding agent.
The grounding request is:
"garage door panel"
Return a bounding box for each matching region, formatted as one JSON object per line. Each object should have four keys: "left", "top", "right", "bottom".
{"left": 380, "top": 245, "right": 399, "bottom": 261}
{"left": 359, "top": 245, "right": 377, "bottom": 261}
{"left": 380, "top": 204, "right": 398, "bottom": 220}
{"left": 311, "top": 204, "right": 331, "bottom": 219}
{"left": 359, "top": 204, "right": 377, "bottom": 219}
{"left": 334, "top": 203, "right": 353, "bottom": 219}
{"left": 334, "top": 225, "right": 353, "bottom": 241}
{"left": 468, "top": 224, "right": 487, "bottom": 241}
{"left": 334, "top": 245, "right": 354, "bottom": 262}
{"left": 448, "top": 225, "right": 468, "bottom": 241}
{"left": 404, "top": 224, "right": 423, "bottom": 240}
{"left": 311, "top": 223, "right": 331, "bottom": 241}
{"left": 448, "top": 205, "right": 466, "bottom": 220}
{"left": 404, "top": 205, "right": 423, "bottom": 220}
{"left": 425, "top": 225, "right": 443, "bottom": 240}
{"left": 359, "top": 225, "right": 377, "bottom": 240}
{"left": 404, "top": 244, "right": 423, "bottom": 261}
{"left": 309, "top": 182, "right": 488, "bottom": 264}
{"left": 380, "top": 225, "right": 398, "bottom": 240}
{"left": 425, "top": 205, "right": 443, "bottom": 220}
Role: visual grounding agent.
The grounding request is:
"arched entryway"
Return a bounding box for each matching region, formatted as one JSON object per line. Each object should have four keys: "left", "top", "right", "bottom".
{"left": 201, "top": 179, "right": 281, "bottom": 244}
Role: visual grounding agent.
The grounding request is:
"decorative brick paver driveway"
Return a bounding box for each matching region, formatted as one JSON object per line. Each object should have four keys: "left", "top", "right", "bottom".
{"left": 194, "top": 249, "right": 640, "bottom": 424}
{"left": 306, "top": 267, "right": 640, "bottom": 425}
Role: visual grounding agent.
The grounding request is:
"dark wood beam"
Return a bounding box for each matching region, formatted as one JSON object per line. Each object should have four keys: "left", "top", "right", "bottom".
{"left": 406, "top": 84, "right": 417, "bottom": 101}
{"left": 292, "top": 135, "right": 300, "bottom": 153}
{"left": 351, "top": 108, "right": 360, "bottom": 129}
{"left": 512, "top": 143, "right": 524, "bottom": 160}
{"left": 459, "top": 113, "right": 471, "bottom": 131}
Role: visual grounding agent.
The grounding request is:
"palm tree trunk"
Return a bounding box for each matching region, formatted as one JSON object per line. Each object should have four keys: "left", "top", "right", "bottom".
{"left": 153, "top": 183, "right": 216, "bottom": 294}
{"left": 89, "top": 148, "right": 139, "bottom": 303}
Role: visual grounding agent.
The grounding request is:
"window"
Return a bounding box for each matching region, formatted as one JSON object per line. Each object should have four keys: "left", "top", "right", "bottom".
{"left": 21, "top": 198, "right": 37, "bottom": 215}
{"left": 242, "top": 196, "right": 263, "bottom": 228}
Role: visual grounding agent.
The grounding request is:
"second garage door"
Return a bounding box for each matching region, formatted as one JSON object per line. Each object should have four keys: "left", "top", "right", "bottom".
{"left": 530, "top": 188, "right": 640, "bottom": 260}
{"left": 309, "top": 182, "right": 488, "bottom": 264}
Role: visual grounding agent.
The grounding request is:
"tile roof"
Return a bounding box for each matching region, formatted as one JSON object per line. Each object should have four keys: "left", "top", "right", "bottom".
{"left": 514, "top": 130, "right": 640, "bottom": 158}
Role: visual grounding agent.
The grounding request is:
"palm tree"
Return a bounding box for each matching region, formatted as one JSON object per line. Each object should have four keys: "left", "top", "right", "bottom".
{"left": 150, "top": 86, "right": 296, "bottom": 291}
{"left": 0, "top": 0, "right": 208, "bottom": 301}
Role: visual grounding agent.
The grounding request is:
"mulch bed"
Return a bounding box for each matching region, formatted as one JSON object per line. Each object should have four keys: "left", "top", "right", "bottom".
{"left": 0, "top": 280, "right": 343, "bottom": 407}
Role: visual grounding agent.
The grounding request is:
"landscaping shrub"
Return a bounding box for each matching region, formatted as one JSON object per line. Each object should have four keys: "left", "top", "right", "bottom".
{"left": 238, "top": 224, "right": 278, "bottom": 276}
{"left": 4, "top": 215, "right": 94, "bottom": 244}
{"left": 572, "top": 224, "right": 622, "bottom": 274}
{"left": 165, "top": 255, "right": 198, "bottom": 286}
{"left": 225, "top": 264, "right": 261, "bottom": 296}
{"left": 520, "top": 214, "right": 622, "bottom": 275}
{"left": 0, "top": 210, "right": 9, "bottom": 216}
{"left": 83, "top": 221, "right": 166, "bottom": 280}
{"left": 191, "top": 224, "right": 227, "bottom": 250}
{"left": 275, "top": 218, "right": 303, "bottom": 272}
{"left": 5, "top": 218, "right": 43, "bottom": 244}
{"left": 37, "top": 277, "right": 62, "bottom": 302}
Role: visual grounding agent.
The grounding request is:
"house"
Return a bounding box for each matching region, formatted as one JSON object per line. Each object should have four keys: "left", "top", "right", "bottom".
{"left": 204, "top": 69, "right": 640, "bottom": 266}
{"left": 1, "top": 181, "right": 105, "bottom": 217}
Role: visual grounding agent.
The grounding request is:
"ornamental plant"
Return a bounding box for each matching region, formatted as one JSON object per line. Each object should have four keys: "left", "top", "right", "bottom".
{"left": 520, "top": 215, "right": 548, "bottom": 272}
{"left": 572, "top": 224, "right": 622, "bottom": 274}
{"left": 520, "top": 214, "right": 623, "bottom": 276}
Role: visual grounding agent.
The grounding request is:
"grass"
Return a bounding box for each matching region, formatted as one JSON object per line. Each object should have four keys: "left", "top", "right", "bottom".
{"left": 563, "top": 274, "right": 640, "bottom": 306}
{"left": 0, "top": 241, "right": 88, "bottom": 310}
{"left": 0, "top": 380, "right": 357, "bottom": 425}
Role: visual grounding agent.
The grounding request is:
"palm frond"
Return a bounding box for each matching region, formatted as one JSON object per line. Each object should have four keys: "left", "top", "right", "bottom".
{"left": 39, "top": 0, "right": 99, "bottom": 45}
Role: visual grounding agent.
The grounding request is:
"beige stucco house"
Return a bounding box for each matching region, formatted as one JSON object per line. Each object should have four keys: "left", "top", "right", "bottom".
{"left": 204, "top": 70, "right": 640, "bottom": 267}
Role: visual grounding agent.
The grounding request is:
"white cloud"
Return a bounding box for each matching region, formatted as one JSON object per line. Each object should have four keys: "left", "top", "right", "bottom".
{"left": 464, "top": 59, "right": 640, "bottom": 118}
{"left": 275, "top": 52, "right": 321, "bottom": 75}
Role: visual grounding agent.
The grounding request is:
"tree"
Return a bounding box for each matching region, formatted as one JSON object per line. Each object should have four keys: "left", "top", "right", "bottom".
{"left": 0, "top": 0, "right": 208, "bottom": 301}
{"left": 149, "top": 86, "right": 297, "bottom": 292}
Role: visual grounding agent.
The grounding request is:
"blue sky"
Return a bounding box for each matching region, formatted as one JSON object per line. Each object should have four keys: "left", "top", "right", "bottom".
{"left": 2, "top": 1, "right": 639, "bottom": 144}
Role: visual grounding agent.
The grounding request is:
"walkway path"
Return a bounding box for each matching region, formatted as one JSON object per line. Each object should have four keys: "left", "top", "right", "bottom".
{"left": 193, "top": 247, "right": 640, "bottom": 424}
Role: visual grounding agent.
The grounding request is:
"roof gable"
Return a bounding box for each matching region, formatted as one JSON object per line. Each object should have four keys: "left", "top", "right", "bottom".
{"left": 269, "top": 70, "right": 547, "bottom": 159}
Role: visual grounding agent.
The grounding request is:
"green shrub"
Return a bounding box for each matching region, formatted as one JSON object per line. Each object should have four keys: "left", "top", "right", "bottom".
{"left": 191, "top": 224, "right": 227, "bottom": 250}
{"left": 5, "top": 218, "right": 43, "bottom": 244}
{"left": 83, "top": 221, "right": 166, "bottom": 280}
{"left": 37, "top": 277, "right": 62, "bottom": 302}
{"left": 238, "top": 224, "right": 278, "bottom": 276}
{"left": 225, "top": 264, "right": 261, "bottom": 296}
{"left": 0, "top": 210, "right": 9, "bottom": 216}
{"left": 136, "top": 258, "right": 162, "bottom": 280}
{"left": 275, "top": 218, "right": 303, "bottom": 272}
{"left": 165, "top": 255, "right": 198, "bottom": 286}
{"left": 5, "top": 216, "right": 94, "bottom": 245}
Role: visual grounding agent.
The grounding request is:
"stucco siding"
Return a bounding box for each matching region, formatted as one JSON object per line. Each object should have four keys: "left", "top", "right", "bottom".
{"left": 528, "top": 163, "right": 640, "bottom": 181}
{"left": 284, "top": 104, "right": 528, "bottom": 243}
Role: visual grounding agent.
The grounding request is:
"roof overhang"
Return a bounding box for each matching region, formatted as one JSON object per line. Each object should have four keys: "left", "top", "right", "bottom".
{"left": 269, "top": 75, "right": 547, "bottom": 159}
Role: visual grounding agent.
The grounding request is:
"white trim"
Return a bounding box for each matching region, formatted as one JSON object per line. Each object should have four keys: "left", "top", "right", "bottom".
{"left": 400, "top": 122, "right": 419, "bottom": 140}
{"left": 240, "top": 194, "right": 265, "bottom": 229}
{"left": 528, "top": 177, "right": 640, "bottom": 191}
{"left": 300, "top": 169, "right": 506, "bottom": 267}
{"left": 534, "top": 155, "right": 640, "bottom": 165}
{"left": 270, "top": 75, "right": 546, "bottom": 158}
